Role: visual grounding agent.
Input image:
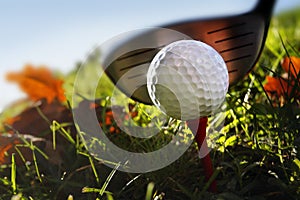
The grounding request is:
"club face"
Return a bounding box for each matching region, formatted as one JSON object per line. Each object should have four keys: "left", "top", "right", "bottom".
{"left": 103, "top": 0, "right": 276, "bottom": 104}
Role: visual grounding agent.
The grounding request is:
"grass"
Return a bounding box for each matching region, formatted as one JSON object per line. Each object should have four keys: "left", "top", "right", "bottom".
{"left": 1, "top": 8, "right": 300, "bottom": 200}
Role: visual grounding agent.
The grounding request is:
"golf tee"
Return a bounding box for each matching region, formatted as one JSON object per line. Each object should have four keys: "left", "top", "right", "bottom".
{"left": 187, "top": 117, "right": 217, "bottom": 193}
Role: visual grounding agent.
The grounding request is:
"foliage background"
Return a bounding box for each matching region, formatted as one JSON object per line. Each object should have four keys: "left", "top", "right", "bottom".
{"left": 0, "top": 7, "right": 300, "bottom": 200}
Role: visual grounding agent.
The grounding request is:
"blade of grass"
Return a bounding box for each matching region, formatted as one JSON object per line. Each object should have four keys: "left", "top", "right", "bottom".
{"left": 145, "top": 182, "right": 155, "bottom": 200}
{"left": 52, "top": 121, "right": 57, "bottom": 150}
{"left": 168, "top": 177, "right": 194, "bottom": 199}
{"left": 31, "top": 141, "right": 42, "bottom": 183}
{"left": 99, "top": 162, "right": 120, "bottom": 196}
{"left": 11, "top": 153, "right": 17, "bottom": 195}
{"left": 200, "top": 167, "right": 221, "bottom": 194}
{"left": 51, "top": 120, "right": 75, "bottom": 145}
{"left": 88, "top": 154, "right": 100, "bottom": 184}
{"left": 78, "top": 152, "right": 121, "bottom": 169}
{"left": 14, "top": 146, "right": 30, "bottom": 171}
{"left": 15, "top": 136, "right": 49, "bottom": 160}
{"left": 120, "top": 174, "right": 141, "bottom": 192}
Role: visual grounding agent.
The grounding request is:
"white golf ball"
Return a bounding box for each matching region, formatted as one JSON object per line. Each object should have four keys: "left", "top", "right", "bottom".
{"left": 147, "top": 40, "right": 228, "bottom": 120}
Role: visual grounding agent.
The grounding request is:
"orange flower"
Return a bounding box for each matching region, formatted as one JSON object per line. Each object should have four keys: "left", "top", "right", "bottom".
{"left": 281, "top": 56, "right": 300, "bottom": 78}
{"left": 263, "top": 56, "right": 300, "bottom": 104}
{"left": 264, "top": 76, "right": 290, "bottom": 97}
{"left": 6, "top": 65, "right": 66, "bottom": 103}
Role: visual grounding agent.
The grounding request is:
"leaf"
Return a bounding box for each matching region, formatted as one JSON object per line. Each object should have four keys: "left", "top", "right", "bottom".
{"left": 1, "top": 100, "right": 74, "bottom": 166}
{"left": 5, "top": 100, "right": 74, "bottom": 142}
{"left": 0, "top": 134, "right": 20, "bottom": 165}
{"left": 0, "top": 133, "right": 64, "bottom": 166}
{"left": 1, "top": 97, "right": 132, "bottom": 166}
{"left": 6, "top": 65, "right": 66, "bottom": 103}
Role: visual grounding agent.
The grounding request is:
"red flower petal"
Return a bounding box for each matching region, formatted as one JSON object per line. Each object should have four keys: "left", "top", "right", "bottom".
{"left": 281, "top": 56, "right": 300, "bottom": 78}
{"left": 264, "top": 76, "right": 290, "bottom": 97}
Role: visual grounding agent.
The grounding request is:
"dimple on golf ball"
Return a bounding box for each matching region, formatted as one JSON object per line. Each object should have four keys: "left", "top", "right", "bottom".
{"left": 147, "top": 40, "right": 229, "bottom": 120}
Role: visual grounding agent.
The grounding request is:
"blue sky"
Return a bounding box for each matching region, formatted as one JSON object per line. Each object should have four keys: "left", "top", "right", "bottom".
{"left": 0, "top": 0, "right": 299, "bottom": 110}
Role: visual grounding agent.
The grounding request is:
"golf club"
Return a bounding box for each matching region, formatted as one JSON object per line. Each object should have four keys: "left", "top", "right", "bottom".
{"left": 103, "top": 0, "right": 276, "bottom": 104}
{"left": 101, "top": 0, "right": 276, "bottom": 192}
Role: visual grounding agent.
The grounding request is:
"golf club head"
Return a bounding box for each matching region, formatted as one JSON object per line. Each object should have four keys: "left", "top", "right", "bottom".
{"left": 102, "top": 0, "right": 276, "bottom": 104}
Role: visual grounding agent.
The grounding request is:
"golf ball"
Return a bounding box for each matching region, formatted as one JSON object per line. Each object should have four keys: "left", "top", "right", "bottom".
{"left": 147, "top": 40, "right": 228, "bottom": 120}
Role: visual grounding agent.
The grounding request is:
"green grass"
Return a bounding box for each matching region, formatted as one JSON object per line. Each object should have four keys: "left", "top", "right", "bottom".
{"left": 1, "top": 9, "right": 300, "bottom": 200}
